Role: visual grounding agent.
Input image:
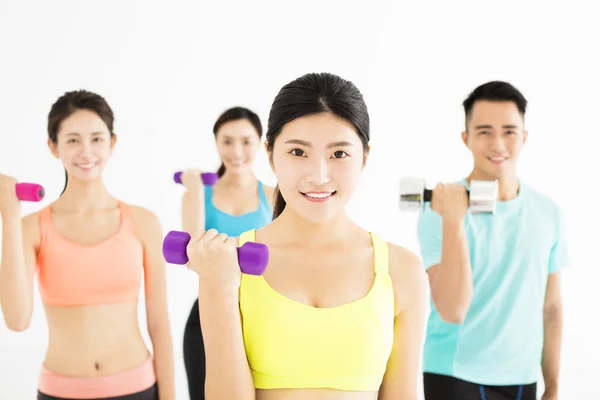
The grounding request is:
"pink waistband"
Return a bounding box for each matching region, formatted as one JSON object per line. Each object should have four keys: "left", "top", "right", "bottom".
{"left": 38, "top": 356, "right": 156, "bottom": 399}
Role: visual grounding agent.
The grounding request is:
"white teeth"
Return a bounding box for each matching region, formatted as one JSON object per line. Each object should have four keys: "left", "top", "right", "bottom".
{"left": 79, "top": 163, "right": 95, "bottom": 168}
{"left": 304, "top": 192, "right": 333, "bottom": 198}
{"left": 489, "top": 157, "right": 507, "bottom": 161}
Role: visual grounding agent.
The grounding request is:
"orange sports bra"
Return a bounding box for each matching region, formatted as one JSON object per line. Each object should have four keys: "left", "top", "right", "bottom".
{"left": 239, "top": 229, "right": 396, "bottom": 391}
{"left": 36, "top": 201, "right": 144, "bottom": 307}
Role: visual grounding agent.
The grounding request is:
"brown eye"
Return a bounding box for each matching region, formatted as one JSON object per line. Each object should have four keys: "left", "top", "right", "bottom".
{"left": 333, "top": 150, "right": 348, "bottom": 159}
{"left": 290, "top": 149, "right": 305, "bottom": 157}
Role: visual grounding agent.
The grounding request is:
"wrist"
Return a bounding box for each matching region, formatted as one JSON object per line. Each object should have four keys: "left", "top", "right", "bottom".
{"left": 544, "top": 379, "right": 558, "bottom": 394}
{"left": 0, "top": 207, "right": 21, "bottom": 222}
{"left": 442, "top": 215, "right": 465, "bottom": 227}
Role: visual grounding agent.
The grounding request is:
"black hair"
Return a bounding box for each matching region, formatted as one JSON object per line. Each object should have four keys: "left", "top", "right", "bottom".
{"left": 213, "top": 107, "right": 263, "bottom": 177}
{"left": 463, "top": 81, "right": 528, "bottom": 126}
{"left": 265, "top": 72, "right": 370, "bottom": 219}
{"left": 48, "top": 90, "right": 115, "bottom": 195}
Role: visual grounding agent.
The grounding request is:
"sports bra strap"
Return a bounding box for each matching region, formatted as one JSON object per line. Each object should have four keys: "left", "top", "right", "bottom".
{"left": 239, "top": 230, "right": 388, "bottom": 275}
{"left": 370, "top": 233, "right": 389, "bottom": 275}
{"left": 239, "top": 229, "right": 257, "bottom": 246}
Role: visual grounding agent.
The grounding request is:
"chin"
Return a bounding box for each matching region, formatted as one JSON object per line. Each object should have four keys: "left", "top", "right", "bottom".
{"left": 225, "top": 163, "right": 252, "bottom": 173}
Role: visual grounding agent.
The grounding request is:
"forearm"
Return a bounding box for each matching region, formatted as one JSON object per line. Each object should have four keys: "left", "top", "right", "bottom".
{"left": 0, "top": 213, "right": 32, "bottom": 330}
{"left": 198, "top": 284, "right": 254, "bottom": 399}
{"left": 431, "top": 218, "right": 472, "bottom": 322}
{"left": 541, "top": 305, "right": 563, "bottom": 394}
{"left": 150, "top": 327, "right": 175, "bottom": 400}
{"left": 181, "top": 189, "right": 205, "bottom": 234}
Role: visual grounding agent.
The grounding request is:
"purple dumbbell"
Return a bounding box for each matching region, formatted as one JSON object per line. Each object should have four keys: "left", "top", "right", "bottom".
{"left": 16, "top": 183, "right": 45, "bottom": 202}
{"left": 173, "top": 171, "right": 219, "bottom": 186}
{"left": 162, "top": 230, "right": 269, "bottom": 276}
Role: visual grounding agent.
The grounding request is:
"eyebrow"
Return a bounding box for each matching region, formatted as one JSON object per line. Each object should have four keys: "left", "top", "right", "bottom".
{"left": 221, "top": 134, "right": 255, "bottom": 139}
{"left": 475, "top": 125, "right": 520, "bottom": 130}
{"left": 66, "top": 132, "right": 105, "bottom": 136}
{"left": 284, "top": 139, "right": 354, "bottom": 148}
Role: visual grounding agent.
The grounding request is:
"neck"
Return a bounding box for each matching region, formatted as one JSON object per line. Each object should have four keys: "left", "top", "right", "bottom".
{"left": 467, "top": 168, "right": 520, "bottom": 201}
{"left": 219, "top": 169, "right": 256, "bottom": 188}
{"left": 272, "top": 207, "right": 356, "bottom": 246}
{"left": 55, "top": 178, "right": 113, "bottom": 212}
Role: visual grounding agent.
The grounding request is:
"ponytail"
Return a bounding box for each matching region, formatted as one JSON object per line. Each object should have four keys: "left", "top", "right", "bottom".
{"left": 217, "top": 163, "right": 226, "bottom": 177}
{"left": 272, "top": 185, "right": 286, "bottom": 219}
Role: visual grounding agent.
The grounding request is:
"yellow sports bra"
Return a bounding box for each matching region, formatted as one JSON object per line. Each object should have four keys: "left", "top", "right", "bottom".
{"left": 238, "top": 229, "right": 396, "bottom": 391}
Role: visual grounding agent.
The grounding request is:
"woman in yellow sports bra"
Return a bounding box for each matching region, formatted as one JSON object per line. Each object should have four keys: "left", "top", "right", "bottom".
{"left": 183, "top": 72, "right": 428, "bottom": 399}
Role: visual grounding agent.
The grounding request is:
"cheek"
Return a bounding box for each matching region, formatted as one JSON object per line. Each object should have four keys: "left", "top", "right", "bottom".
{"left": 271, "top": 154, "right": 299, "bottom": 186}
{"left": 334, "top": 160, "right": 362, "bottom": 186}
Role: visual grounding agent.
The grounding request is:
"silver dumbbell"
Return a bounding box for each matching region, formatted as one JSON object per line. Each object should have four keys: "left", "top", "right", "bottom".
{"left": 399, "top": 178, "right": 498, "bottom": 214}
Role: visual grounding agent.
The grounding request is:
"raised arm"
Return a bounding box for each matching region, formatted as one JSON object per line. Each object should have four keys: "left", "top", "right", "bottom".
{"left": 379, "top": 244, "right": 428, "bottom": 400}
{"left": 180, "top": 169, "right": 206, "bottom": 235}
{"left": 0, "top": 174, "right": 39, "bottom": 331}
{"left": 188, "top": 230, "right": 255, "bottom": 399}
{"left": 417, "top": 184, "right": 472, "bottom": 323}
{"left": 131, "top": 206, "right": 175, "bottom": 400}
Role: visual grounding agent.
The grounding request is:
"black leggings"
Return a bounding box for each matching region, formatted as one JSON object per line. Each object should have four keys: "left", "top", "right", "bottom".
{"left": 37, "top": 383, "right": 158, "bottom": 400}
{"left": 183, "top": 299, "right": 206, "bottom": 400}
{"left": 424, "top": 373, "right": 536, "bottom": 400}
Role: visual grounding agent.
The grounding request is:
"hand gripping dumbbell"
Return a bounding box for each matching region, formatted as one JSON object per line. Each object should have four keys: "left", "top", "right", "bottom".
{"left": 173, "top": 171, "right": 219, "bottom": 186}
{"left": 16, "top": 183, "right": 45, "bottom": 202}
{"left": 399, "top": 178, "right": 498, "bottom": 214}
{"left": 162, "top": 230, "right": 269, "bottom": 275}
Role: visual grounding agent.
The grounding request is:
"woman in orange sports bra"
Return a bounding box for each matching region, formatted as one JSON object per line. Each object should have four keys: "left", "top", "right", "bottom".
{"left": 0, "top": 90, "right": 174, "bottom": 400}
{"left": 181, "top": 72, "right": 429, "bottom": 400}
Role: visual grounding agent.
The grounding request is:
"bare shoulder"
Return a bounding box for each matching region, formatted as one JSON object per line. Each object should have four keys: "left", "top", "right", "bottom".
{"left": 386, "top": 241, "right": 428, "bottom": 314}
{"left": 126, "top": 204, "right": 163, "bottom": 240}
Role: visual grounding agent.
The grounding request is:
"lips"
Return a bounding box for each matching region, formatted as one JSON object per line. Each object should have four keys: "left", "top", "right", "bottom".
{"left": 487, "top": 156, "right": 508, "bottom": 165}
{"left": 76, "top": 162, "right": 97, "bottom": 170}
{"left": 300, "top": 191, "right": 337, "bottom": 202}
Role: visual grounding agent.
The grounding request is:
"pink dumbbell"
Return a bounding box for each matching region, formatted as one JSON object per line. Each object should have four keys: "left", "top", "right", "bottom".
{"left": 173, "top": 171, "right": 219, "bottom": 186}
{"left": 16, "top": 183, "right": 45, "bottom": 202}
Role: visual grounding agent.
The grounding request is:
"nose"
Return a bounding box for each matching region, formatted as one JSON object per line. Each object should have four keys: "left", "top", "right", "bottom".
{"left": 306, "top": 157, "right": 330, "bottom": 186}
{"left": 79, "top": 141, "right": 93, "bottom": 159}
{"left": 231, "top": 143, "right": 244, "bottom": 158}
{"left": 489, "top": 133, "right": 506, "bottom": 153}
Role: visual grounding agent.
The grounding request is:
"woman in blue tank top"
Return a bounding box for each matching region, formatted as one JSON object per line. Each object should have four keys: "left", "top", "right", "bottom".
{"left": 178, "top": 107, "right": 273, "bottom": 399}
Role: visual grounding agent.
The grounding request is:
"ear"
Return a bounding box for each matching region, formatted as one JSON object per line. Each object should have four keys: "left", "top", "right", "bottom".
{"left": 264, "top": 140, "right": 275, "bottom": 172}
{"left": 461, "top": 131, "right": 469, "bottom": 147}
{"left": 362, "top": 145, "right": 371, "bottom": 169}
{"left": 109, "top": 133, "right": 118, "bottom": 152}
{"left": 48, "top": 138, "right": 60, "bottom": 159}
{"left": 522, "top": 130, "right": 528, "bottom": 145}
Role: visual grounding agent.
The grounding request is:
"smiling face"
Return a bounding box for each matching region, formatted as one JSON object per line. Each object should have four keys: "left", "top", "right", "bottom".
{"left": 215, "top": 119, "right": 261, "bottom": 175}
{"left": 462, "top": 100, "right": 528, "bottom": 181}
{"left": 49, "top": 108, "right": 116, "bottom": 183}
{"left": 269, "top": 112, "right": 369, "bottom": 223}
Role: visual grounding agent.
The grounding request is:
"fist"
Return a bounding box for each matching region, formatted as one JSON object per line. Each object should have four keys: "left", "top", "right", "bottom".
{"left": 180, "top": 169, "right": 205, "bottom": 191}
{"left": 186, "top": 229, "right": 241, "bottom": 294}
{"left": 0, "top": 173, "right": 20, "bottom": 215}
{"left": 430, "top": 183, "right": 469, "bottom": 221}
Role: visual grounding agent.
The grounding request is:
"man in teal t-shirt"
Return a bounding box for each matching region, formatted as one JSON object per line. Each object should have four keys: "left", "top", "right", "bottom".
{"left": 417, "top": 81, "right": 569, "bottom": 400}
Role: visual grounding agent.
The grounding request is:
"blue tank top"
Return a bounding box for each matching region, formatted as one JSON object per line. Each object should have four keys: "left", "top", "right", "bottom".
{"left": 204, "top": 180, "right": 273, "bottom": 237}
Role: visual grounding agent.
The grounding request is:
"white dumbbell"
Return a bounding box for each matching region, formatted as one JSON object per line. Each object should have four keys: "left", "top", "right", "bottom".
{"left": 399, "top": 178, "right": 498, "bottom": 214}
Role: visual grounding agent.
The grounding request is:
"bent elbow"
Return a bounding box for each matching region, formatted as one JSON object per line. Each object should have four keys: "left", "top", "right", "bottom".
{"left": 438, "top": 309, "right": 468, "bottom": 324}
{"left": 5, "top": 315, "right": 32, "bottom": 332}
{"left": 433, "top": 300, "right": 471, "bottom": 324}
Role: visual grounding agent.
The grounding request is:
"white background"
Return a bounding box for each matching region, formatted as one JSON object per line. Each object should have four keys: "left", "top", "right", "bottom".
{"left": 1, "top": 0, "right": 598, "bottom": 399}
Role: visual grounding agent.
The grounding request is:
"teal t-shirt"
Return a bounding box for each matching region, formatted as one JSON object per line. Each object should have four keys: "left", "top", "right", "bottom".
{"left": 417, "top": 179, "right": 569, "bottom": 385}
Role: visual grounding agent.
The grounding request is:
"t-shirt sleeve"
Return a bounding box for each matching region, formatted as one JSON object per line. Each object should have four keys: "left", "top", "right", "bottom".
{"left": 548, "top": 207, "right": 569, "bottom": 274}
{"left": 417, "top": 204, "right": 443, "bottom": 270}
